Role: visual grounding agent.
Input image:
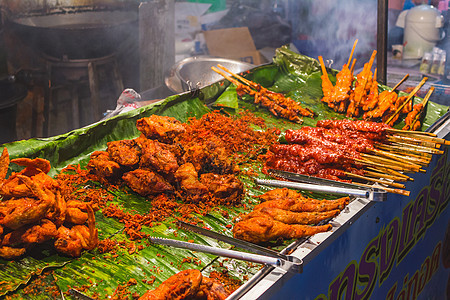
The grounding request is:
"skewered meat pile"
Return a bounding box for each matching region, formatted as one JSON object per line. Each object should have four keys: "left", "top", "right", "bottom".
{"left": 87, "top": 114, "right": 244, "bottom": 204}
{"left": 139, "top": 269, "right": 230, "bottom": 300}
{"left": 212, "top": 64, "right": 315, "bottom": 123}
{"left": 233, "top": 188, "right": 349, "bottom": 244}
{"left": 0, "top": 148, "right": 98, "bottom": 259}
{"left": 262, "top": 119, "right": 448, "bottom": 195}
{"left": 319, "top": 40, "right": 431, "bottom": 128}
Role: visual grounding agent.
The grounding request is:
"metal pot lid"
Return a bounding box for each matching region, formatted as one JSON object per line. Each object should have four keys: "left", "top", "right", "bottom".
{"left": 165, "top": 56, "right": 254, "bottom": 94}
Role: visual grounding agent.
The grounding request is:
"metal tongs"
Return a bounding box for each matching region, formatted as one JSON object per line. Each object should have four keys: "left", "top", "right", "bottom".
{"left": 255, "top": 169, "right": 386, "bottom": 202}
{"left": 149, "top": 221, "right": 303, "bottom": 274}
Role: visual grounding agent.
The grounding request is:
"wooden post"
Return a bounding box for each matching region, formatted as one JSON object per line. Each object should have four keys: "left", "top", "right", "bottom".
{"left": 139, "top": 0, "right": 175, "bottom": 92}
{"left": 377, "top": 0, "right": 388, "bottom": 85}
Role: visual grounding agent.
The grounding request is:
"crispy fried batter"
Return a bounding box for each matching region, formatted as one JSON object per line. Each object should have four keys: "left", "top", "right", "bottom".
{"left": 87, "top": 151, "right": 122, "bottom": 180}
{"left": 136, "top": 115, "right": 186, "bottom": 144}
{"left": 138, "top": 138, "right": 179, "bottom": 174}
{"left": 242, "top": 207, "right": 340, "bottom": 225}
{"left": 0, "top": 147, "right": 9, "bottom": 181}
{"left": 233, "top": 217, "right": 332, "bottom": 243}
{"left": 107, "top": 139, "right": 141, "bottom": 167}
{"left": 139, "top": 269, "right": 203, "bottom": 300}
{"left": 174, "top": 163, "right": 208, "bottom": 195}
{"left": 255, "top": 197, "right": 349, "bottom": 213}
{"left": 200, "top": 173, "right": 244, "bottom": 201}
{"left": 122, "top": 169, "right": 174, "bottom": 196}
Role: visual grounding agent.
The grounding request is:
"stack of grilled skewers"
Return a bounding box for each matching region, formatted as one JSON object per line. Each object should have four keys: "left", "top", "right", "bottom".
{"left": 319, "top": 40, "right": 433, "bottom": 130}
{"left": 263, "top": 119, "right": 449, "bottom": 196}
{"left": 212, "top": 64, "right": 315, "bottom": 124}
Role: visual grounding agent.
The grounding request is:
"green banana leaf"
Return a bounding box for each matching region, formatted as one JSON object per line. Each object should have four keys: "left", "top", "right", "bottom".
{"left": 1, "top": 47, "right": 448, "bottom": 299}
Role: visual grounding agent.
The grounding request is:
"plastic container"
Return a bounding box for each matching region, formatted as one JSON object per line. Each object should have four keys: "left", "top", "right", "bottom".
{"left": 396, "top": 5, "right": 444, "bottom": 59}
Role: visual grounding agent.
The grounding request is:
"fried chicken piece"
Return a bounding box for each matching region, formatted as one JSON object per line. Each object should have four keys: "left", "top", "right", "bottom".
{"left": 195, "top": 276, "right": 230, "bottom": 300}
{"left": 138, "top": 138, "right": 179, "bottom": 174}
{"left": 45, "top": 191, "right": 66, "bottom": 227}
{"left": 122, "top": 169, "right": 174, "bottom": 196}
{"left": 54, "top": 205, "right": 98, "bottom": 257}
{"left": 0, "top": 246, "right": 26, "bottom": 259}
{"left": 182, "top": 141, "right": 238, "bottom": 175}
{"left": 10, "top": 157, "right": 51, "bottom": 175}
{"left": 0, "top": 147, "right": 9, "bottom": 181}
{"left": 242, "top": 207, "right": 340, "bottom": 225}
{"left": 2, "top": 219, "right": 57, "bottom": 247}
{"left": 174, "top": 163, "right": 208, "bottom": 195}
{"left": 136, "top": 115, "right": 186, "bottom": 144}
{"left": 233, "top": 217, "right": 332, "bottom": 243}
{"left": 0, "top": 176, "right": 56, "bottom": 230}
{"left": 139, "top": 269, "right": 203, "bottom": 300}
{"left": 200, "top": 173, "right": 244, "bottom": 201}
{"left": 107, "top": 139, "right": 141, "bottom": 167}
{"left": 256, "top": 188, "right": 306, "bottom": 202}
{"left": 255, "top": 196, "right": 349, "bottom": 213}
{"left": 87, "top": 151, "right": 122, "bottom": 180}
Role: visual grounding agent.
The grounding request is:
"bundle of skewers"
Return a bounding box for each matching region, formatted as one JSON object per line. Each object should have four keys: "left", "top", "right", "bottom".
{"left": 262, "top": 119, "right": 449, "bottom": 196}
{"left": 319, "top": 40, "right": 432, "bottom": 130}
{"left": 212, "top": 64, "right": 315, "bottom": 124}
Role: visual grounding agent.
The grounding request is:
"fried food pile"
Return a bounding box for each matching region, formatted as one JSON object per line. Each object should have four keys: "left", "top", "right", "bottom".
{"left": 233, "top": 188, "right": 349, "bottom": 244}
{"left": 139, "top": 269, "right": 230, "bottom": 300}
{"left": 0, "top": 148, "right": 98, "bottom": 259}
{"left": 87, "top": 114, "right": 244, "bottom": 204}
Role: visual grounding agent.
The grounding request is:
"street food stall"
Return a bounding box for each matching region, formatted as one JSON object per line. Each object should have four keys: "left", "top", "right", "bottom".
{"left": 0, "top": 1, "right": 450, "bottom": 299}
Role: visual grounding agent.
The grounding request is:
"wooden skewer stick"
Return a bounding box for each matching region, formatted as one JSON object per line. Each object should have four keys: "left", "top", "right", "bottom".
{"left": 385, "top": 77, "right": 428, "bottom": 125}
{"left": 344, "top": 172, "right": 406, "bottom": 188}
{"left": 364, "top": 170, "right": 408, "bottom": 182}
{"left": 375, "top": 143, "right": 437, "bottom": 156}
{"left": 392, "top": 74, "right": 409, "bottom": 91}
{"left": 319, "top": 56, "right": 328, "bottom": 76}
{"left": 389, "top": 134, "right": 444, "bottom": 147}
{"left": 386, "top": 137, "right": 442, "bottom": 152}
{"left": 372, "top": 149, "right": 430, "bottom": 166}
{"left": 350, "top": 58, "right": 357, "bottom": 76}
{"left": 217, "top": 64, "right": 257, "bottom": 89}
{"left": 385, "top": 127, "right": 437, "bottom": 137}
{"left": 387, "top": 141, "right": 444, "bottom": 155}
{"left": 211, "top": 66, "right": 241, "bottom": 86}
{"left": 351, "top": 181, "right": 410, "bottom": 196}
{"left": 360, "top": 153, "right": 421, "bottom": 171}
{"left": 354, "top": 157, "right": 405, "bottom": 171}
{"left": 367, "top": 166, "right": 413, "bottom": 181}
{"left": 347, "top": 39, "right": 358, "bottom": 66}
{"left": 410, "top": 87, "right": 433, "bottom": 130}
{"left": 362, "top": 152, "right": 422, "bottom": 170}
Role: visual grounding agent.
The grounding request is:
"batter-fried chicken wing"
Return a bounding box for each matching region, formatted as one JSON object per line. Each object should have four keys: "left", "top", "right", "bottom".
{"left": 233, "top": 217, "right": 332, "bottom": 243}
{"left": 139, "top": 269, "right": 203, "bottom": 300}
{"left": 242, "top": 207, "right": 340, "bottom": 225}
{"left": 136, "top": 115, "right": 186, "bottom": 144}
{"left": 122, "top": 169, "right": 174, "bottom": 196}
{"left": 139, "top": 138, "right": 179, "bottom": 174}
{"left": 87, "top": 151, "right": 122, "bottom": 180}
{"left": 174, "top": 163, "right": 208, "bottom": 195}
{"left": 107, "top": 139, "right": 141, "bottom": 167}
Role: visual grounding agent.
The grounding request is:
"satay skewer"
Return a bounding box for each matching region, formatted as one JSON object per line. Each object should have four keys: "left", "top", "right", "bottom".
{"left": 385, "top": 77, "right": 428, "bottom": 125}
{"left": 351, "top": 181, "right": 410, "bottom": 196}
{"left": 385, "top": 127, "right": 437, "bottom": 137}
{"left": 344, "top": 172, "right": 406, "bottom": 188}
{"left": 371, "top": 149, "right": 430, "bottom": 166}
{"left": 347, "top": 39, "right": 358, "bottom": 66}
{"left": 217, "top": 64, "right": 257, "bottom": 88}
{"left": 367, "top": 166, "right": 413, "bottom": 181}
{"left": 403, "top": 87, "right": 433, "bottom": 131}
{"left": 364, "top": 170, "right": 408, "bottom": 182}
{"left": 211, "top": 66, "right": 241, "bottom": 86}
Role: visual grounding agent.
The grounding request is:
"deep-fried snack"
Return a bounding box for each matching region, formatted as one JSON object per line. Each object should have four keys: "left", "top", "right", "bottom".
{"left": 0, "top": 196, "right": 54, "bottom": 230}
{"left": 196, "top": 276, "right": 230, "bottom": 300}
{"left": 1, "top": 219, "right": 57, "bottom": 247}
{"left": 136, "top": 115, "right": 186, "bottom": 144}
{"left": 200, "top": 173, "right": 244, "bottom": 200}
{"left": 174, "top": 163, "right": 208, "bottom": 195}
{"left": 122, "top": 169, "right": 174, "bottom": 196}
{"left": 256, "top": 187, "right": 304, "bottom": 202}
{"left": 139, "top": 269, "right": 203, "bottom": 300}
{"left": 54, "top": 205, "right": 98, "bottom": 257}
{"left": 0, "top": 245, "right": 26, "bottom": 259}
{"left": 139, "top": 138, "right": 179, "bottom": 174}
{"left": 233, "top": 216, "right": 332, "bottom": 243}
{"left": 242, "top": 207, "right": 340, "bottom": 225}
{"left": 107, "top": 139, "right": 141, "bottom": 167}
{"left": 10, "top": 157, "right": 51, "bottom": 175}
{"left": 87, "top": 151, "right": 122, "bottom": 180}
{"left": 254, "top": 197, "right": 349, "bottom": 213}
{"left": 0, "top": 147, "right": 9, "bottom": 181}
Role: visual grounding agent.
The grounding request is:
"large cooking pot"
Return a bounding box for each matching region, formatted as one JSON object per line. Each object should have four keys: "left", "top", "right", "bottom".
{"left": 7, "top": 7, "right": 138, "bottom": 59}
